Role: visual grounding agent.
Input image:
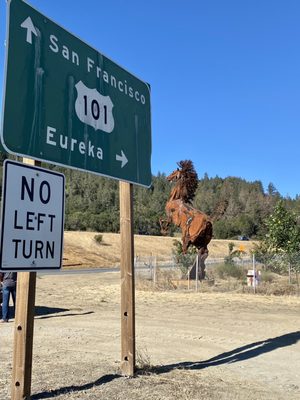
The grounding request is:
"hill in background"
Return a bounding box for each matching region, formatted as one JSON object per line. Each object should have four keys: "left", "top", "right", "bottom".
{"left": 1, "top": 155, "right": 299, "bottom": 240}
{"left": 63, "top": 231, "right": 255, "bottom": 268}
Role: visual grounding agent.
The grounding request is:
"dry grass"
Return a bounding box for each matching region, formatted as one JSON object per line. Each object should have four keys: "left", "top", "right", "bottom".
{"left": 64, "top": 231, "right": 298, "bottom": 297}
{"left": 63, "top": 231, "right": 256, "bottom": 269}
{"left": 135, "top": 264, "right": 300, "bottom": 297}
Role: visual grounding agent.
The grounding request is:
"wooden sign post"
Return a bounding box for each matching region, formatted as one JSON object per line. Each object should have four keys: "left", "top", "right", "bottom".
{"left": 11, "top": 158, "right": 40, "bottom": 400}
{"left": 119, "top": 181, "right": 135, "bottom": 376}
{"left": 11, "top": 271, "right": 36, "bottom": 399}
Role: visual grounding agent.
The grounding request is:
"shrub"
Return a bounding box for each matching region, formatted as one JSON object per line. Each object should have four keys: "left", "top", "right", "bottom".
{"left": 136, "top": 347, "right": 152, "bottom": 374}
{"left": 260, "top": 270, "right": 275, "bottom": 283}
{"left": 172, "top": 239, "right": 197, "bottom": 278}
{"left": 224, "top": 242, "right": 246, "bottom": 266}
{"left": 216, "top": 263, "right": 245, "bottom": 280}
{"left": 94, "top": 234, "right": 103, "bottom": 244}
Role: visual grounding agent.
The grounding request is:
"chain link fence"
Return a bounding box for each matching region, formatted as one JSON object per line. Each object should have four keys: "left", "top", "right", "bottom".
{"left": 134, "top": 254, "right": 256, "bottom": 291}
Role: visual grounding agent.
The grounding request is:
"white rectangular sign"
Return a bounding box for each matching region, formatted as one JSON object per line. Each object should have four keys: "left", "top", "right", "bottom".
{"left": 0, "top": 160, "right": 65, "bottom": 271}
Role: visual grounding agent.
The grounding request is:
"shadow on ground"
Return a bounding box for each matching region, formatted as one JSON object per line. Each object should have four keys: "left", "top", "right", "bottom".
{"left": 146, "top": 330, "right": 300, "bottom": 375}
{"left": 31, "top": 374, "right": 122, "bottom": 399}
{"left": 35, "top": 306, "right": 94, "bottom": 319}
{"left": 26, "top": 331, "right": 300, "bottom": 398}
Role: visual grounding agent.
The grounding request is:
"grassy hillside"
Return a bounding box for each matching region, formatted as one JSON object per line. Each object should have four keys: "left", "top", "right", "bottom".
{"left": 63, "top": 231, "right": 256, "bottom": 268}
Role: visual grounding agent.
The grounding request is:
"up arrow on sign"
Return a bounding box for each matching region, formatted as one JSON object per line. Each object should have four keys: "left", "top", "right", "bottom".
{"left": 20, "top": 16, "right": 37, "bottom": 44}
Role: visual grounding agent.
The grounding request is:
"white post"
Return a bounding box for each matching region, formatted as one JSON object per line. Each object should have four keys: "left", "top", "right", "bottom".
{"left": 195, "top": 254, "right": 199, "bottom": 292}
{"left": 253, "top": 253, "right": 256, "bottom": 294}
{"left": 153, "top": 257, "right": 157, "bottom": 287}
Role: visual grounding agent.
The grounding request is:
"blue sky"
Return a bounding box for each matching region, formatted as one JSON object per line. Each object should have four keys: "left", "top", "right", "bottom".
{"left": 1, "top": 0, "right": 300, "bottom": 197}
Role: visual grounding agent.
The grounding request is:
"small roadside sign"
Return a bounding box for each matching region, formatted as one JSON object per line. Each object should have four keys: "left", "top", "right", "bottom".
{"left": 0, "top": 160, "right": 65, "bottom": 271}
{"left": 1, "top": 0, "right": 152, "bottom": 187}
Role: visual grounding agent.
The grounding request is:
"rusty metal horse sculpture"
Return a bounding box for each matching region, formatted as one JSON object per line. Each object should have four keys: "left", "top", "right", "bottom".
{"left": 160, "top": 160, "right": 213, "bottom": 278}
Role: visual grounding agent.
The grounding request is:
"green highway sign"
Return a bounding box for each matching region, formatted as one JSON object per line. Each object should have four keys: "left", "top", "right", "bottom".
{"left": 1, "top": 0, "right": 152, "bottom": 187}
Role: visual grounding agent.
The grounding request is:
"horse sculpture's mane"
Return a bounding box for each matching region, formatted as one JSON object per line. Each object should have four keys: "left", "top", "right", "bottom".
{"left": 169, "top": 160, "right": 198, "bottom": 203}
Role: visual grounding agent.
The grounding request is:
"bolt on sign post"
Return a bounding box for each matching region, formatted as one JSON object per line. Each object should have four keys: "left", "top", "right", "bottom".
{"left": 1, "top": 0, "right": 151, "bottom": 188}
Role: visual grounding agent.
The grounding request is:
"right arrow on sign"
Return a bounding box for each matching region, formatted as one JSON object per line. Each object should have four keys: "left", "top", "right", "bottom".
{"left": 116, "top": 150, "right": 128, "bottom": 168}
{"left": 21, "top": 17, "right": 37, "bottom": 44}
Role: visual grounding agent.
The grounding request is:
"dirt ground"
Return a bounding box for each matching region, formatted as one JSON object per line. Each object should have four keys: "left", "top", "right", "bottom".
{"left": 1, "top": 271, "right": 300, "bottom": 400}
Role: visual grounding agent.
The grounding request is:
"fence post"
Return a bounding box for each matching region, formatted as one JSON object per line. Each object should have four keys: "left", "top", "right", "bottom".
{"left": 153, "top": 256, "right": 157, "bottom": 287}
{"left": 195, "top": 254, "right": 199, "bottom": 292}
{"left": 252, "top": 253, "right": 256, "bottom": 294}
